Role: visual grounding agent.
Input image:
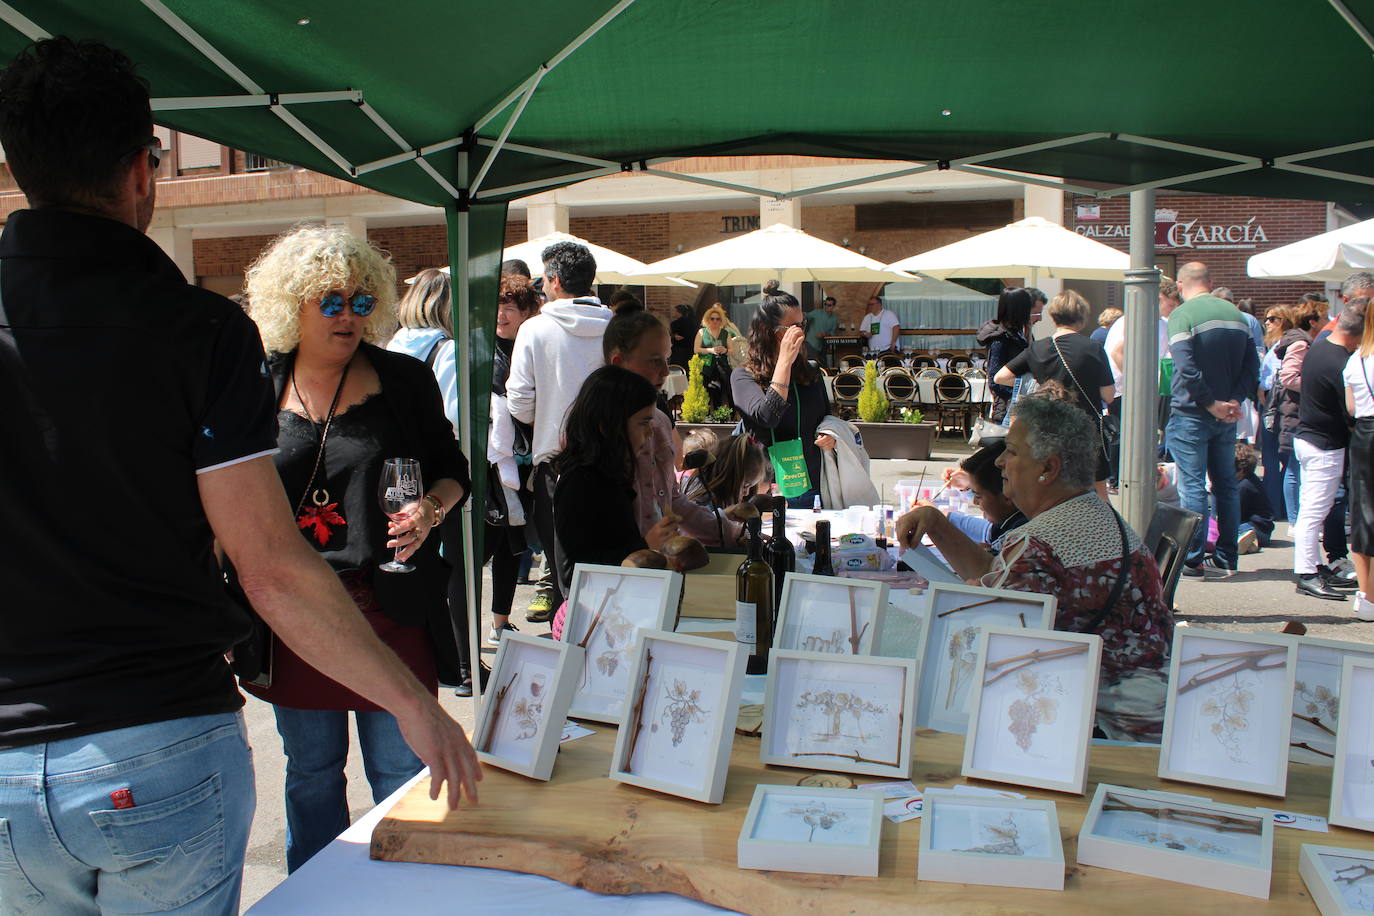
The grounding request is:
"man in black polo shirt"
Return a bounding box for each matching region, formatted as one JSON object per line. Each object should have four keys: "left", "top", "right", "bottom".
{"left": 0, "top": 38, "right": 479, "bottom": 914}
{"left": 1292, "top": 301, "right": 1366, "bottom": 600}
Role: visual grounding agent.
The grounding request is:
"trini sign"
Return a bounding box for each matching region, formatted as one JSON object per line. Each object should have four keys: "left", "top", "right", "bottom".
{"left": 1075, "top": 208, "right": 1269, "bottom": 250}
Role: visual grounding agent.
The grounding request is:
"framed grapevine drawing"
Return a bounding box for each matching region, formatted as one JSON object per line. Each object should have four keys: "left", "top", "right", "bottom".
{"left": 1291, "top": 636, "right": 1374, "bottom": 766}
{"left": 560, "top": 564, "right": 680, "bottom": 723}
{"left": 1158, "top": 628, "right": 1297, "bottom": 797}
{"left": 473, "top": 633, "right": 583, "bottom": 781}
{"left": 914, "top": 583, "right": 1055, "bottom": 734}
{"left": 737, "top": 784, "right": 884, "bottom": 877}
{"left": 608, "top": 630, "right": 746, "bottom": 804}
{"left": 760, "top": 649, "right": 917, "bottom": 779}
{"left": 774, "top": 573, "right": 888, "bottom": 656}
{"left": 961, "top": 627, "right": 1102, "bottom": 794}
{"left": 918, "top": 790, "right": 1065, "bottom": 890}
{"left": 1331, "top": 656, "right": 1374, "bottom": 832}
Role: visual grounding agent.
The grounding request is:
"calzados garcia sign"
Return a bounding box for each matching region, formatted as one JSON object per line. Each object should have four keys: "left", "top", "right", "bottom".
{"left": 1075, "top": 209, "right": 1269, "bottom": 250}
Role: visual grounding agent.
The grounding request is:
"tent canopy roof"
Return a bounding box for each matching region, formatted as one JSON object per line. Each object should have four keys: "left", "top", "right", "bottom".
{"left": 4, "top": 0, "right": 1373, "bottom": 208}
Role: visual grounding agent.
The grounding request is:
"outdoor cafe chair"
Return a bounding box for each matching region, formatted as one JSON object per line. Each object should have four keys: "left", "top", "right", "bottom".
{"left": 831, "top": 370, "right": 865, "bottom": 411}
{"left": 667, "top": 364, "right": 687, "bottom": 377}
{"left": 916, "top": 367, "right": 942, "bottom": 379}
{"left": 877, "top": 353, "right": 905, "bottom": 370}
{"left": 910, "top": 355, "right": 938, "bottom": 369}
{"left": 933, "top": 372, "right": 974, "bottom": 438}
{"left": 947, "top": 355, "right": 973, "bottom": 371}
{"left": 880, "top": 368, "right": 917, "bottom": 408}
{"left": 1145, "top": 504, "right": 1204, "bottom": 610}
{"left": 839, "top": 355, "right": 866, "bottom": 372}
{"left": 959, "top": 367, "right": 987, "bottom": 379}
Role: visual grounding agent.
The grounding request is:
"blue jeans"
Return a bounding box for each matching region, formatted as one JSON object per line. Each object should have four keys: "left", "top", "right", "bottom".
{"left": 785, "top": 487, "right": 820, "bottom": 510}
{"left": 1283, "top": 451, "right": 1302, "bottom": 526}
{"left": 1260, "top": 424, "right": 1285, "bottom": 520}
{"left": 272, "top": 707, "right": 422, "bottom": 873}
{"left": 1166, "top": 412, "right": 1240, "bottom": 568}
{"left": 0, "top": 712, "right": 253, "bottom": 915}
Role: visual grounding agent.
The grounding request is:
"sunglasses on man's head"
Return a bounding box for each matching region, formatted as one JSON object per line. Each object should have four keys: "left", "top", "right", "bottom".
{"left": 318, "top": 292, "right": 377, "bottom": 317}
{"left": 121, "top": 137, "right": 164, "bottom": 170}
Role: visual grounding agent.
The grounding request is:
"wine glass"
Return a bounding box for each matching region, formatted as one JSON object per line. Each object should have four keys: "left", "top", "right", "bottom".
{"left": 378, "top": 457, "right": 422, "bottom": 574}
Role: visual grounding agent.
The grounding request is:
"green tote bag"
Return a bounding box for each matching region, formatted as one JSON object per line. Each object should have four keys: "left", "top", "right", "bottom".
{"left": 767, "top": 395, "right": 812, "bottom": 497}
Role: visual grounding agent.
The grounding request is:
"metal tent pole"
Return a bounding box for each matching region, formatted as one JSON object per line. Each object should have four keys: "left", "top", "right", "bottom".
{"left": 454, "top": 149, "right": 483, "bottom": 708}
{"left": 1119, "top": 189, "right": 1160, "bottom": 534}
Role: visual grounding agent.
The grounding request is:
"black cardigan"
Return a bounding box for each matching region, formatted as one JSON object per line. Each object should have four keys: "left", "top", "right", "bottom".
{"left": 554, "top": 463, "right": 646, "bottom": 595}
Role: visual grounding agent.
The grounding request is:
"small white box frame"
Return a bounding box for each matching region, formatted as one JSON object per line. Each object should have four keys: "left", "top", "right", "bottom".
{"left": 917, "top": 790, "right": 1065, "bottom": 891}
{"left": 761, "top": 649, "right": 917, "bottom": 778}
{"left": 914, "top": 582, "right": 1055, "bottom": 734}
{"left": 560, "top": 563, "right": 681, "bottom": 723}
{"left": 1076, "top": 783, "right": 1273, "bottom": 899}
{"left": 1299, "top": 843, "right": 1374, "bottom": 915}
{"left": 1331, "top": 657, "right": 1374, "bottom": 832}
{"left": 774, "top": 572, "right": 889, "bottom": 656}
{"left": 1292, "top": 636, "right": 1374, "bottom": 766}
{"left": 473, "top": 633, "right": 583, "bottom": 781}
{"left": 961, "top": 627, "right": 1102, "bottom": 794}
{"left": 737, "top": 784, "right": 883, "bottom": 877}
{"left": 608, "top": 630, "right": 746, "bottom": 804}
{"left": 1158, "top": 628, "right": 1297, "bottom": 797}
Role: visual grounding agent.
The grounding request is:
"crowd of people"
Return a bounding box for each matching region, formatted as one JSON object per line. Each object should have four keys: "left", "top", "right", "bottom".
{"left": 3, "top": 34, "right": 1371, "bottom": 916}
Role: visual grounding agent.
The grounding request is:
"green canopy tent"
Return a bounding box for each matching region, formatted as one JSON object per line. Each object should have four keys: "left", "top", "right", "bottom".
{"left": 3, "top": 0, "right": 1373, "bottom": 682}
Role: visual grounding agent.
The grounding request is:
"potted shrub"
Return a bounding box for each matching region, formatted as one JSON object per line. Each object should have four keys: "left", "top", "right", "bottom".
{"left": 849, "top": 361, "right": 936, "bottom": 460}
{"left": 677, "top": 355, "right": 738, "bottom": 440}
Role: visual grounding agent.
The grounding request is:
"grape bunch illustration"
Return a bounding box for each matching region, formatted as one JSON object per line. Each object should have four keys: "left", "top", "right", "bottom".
{"left": 788, "top": 803, "right": 849, "bottom": 842}
{"left": 660, "top": 679, "right": 709, "bottom": 747}
{"left": 1006, "top": 669, "right": 1062, "bottom": 752}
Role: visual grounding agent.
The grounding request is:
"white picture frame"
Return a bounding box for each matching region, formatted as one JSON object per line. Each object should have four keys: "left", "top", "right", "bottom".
{"left": 473, "top": 633, "right": 583, "bottom": 781}
{"left": 917, "top": 790, "right": 1065, "bottom": 891}
{"left": 961, "top": 627, "right": 1102, "bottom": 794}
{"left": 1158, "top": 628, "right": 1297, "bottom": 797}
{"left": 1292, "top": 636, "right": 1374, "bottom": 766}
{"left": 1299, "top": 843, "right": 1374, "bottom": 915}
{"left": 559, "top": 563, "right": 681, "bottom": 723}
{"left": 1331, "top": 656, "right": 1374, "bottom": 832}
{"left": 914, "top": 583, "right": 1056, "bottom": 734}
{"left": 737, "top": 784, "right": 883, "bottom": 877}
{"left": 608, "top": 630, "right": 746, "bottom": 804}
{"left": 774, "top": 572, "right": 889, "bottom": 656}
{"left": 1076, "top": 783, "right": 1274, "bottom": 899}
{"left": 761, "top": 649, "right": 917, "bottom": 778}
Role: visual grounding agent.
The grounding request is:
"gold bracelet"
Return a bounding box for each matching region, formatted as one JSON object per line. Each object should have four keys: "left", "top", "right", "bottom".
{"left": 422, "top": 493, "right": 446, "bottom": 525}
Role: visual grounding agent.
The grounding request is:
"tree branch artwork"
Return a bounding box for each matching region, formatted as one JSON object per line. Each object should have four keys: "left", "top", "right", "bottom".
{"left": 577, "top": 582, "right": 628, "bottom": 688}
{"left": 479, "top": 670, "right": 520, "bottom": 753}
{"left": 1334, "top": 863, "right": 1374, "bottom": 885}
{"left": 1176, "top": 647, "right": 1286, "bottom": 696}
{"left": 982, "top": 644, "right": 1089, "bottom": 687}
{"left": 622, "top": 649, "right": 655, "bottom": 772}
{"left": 790, "top": 687, "right": 900, "bottom": 768}
{"left": 847, "top": 590, "right": 869, "bottom": 655}
{"left": 1102, "top": 795, "right": 1262, "bottom": 835}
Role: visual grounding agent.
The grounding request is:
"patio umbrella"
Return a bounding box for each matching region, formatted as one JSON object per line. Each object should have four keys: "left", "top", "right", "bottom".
{"left": 629, "top": 223, "right": 917, "bottom": 285}
{"left": 1246, "top": 218, "right": 1374, "bottom": 282}
{"left": 407, "top": 231, "right": 695, "bottom": 286}
{"left": 885, "top": 216, "right": 1130, "bottom": 284}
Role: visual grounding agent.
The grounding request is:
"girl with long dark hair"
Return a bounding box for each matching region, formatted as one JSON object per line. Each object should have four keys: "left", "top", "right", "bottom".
{"left": 978, "top": 287, "right": 1034, "bottom": 421}
{"left": 552, "top": 366, "right": 679, "bottom": 593}
{"left": 730, "top": 281, "right": 835, "bottom": 508}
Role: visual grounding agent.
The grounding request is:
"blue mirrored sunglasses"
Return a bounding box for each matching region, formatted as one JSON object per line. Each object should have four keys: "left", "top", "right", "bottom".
{"left": 318, "top": 292, "right": 377, "bottom": 317}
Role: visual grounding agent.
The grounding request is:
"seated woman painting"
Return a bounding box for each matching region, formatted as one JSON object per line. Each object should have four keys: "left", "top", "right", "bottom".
{"left": 897, "top": 388, "right": 1173, "bottom": 742}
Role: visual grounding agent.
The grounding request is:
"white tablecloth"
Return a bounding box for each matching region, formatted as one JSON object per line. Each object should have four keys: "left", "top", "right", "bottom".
{"left": 915, "top": 377, "right": 991, "bottom": 405}
{"left": 661, "top": 374, "right": 688, "bottom": 399}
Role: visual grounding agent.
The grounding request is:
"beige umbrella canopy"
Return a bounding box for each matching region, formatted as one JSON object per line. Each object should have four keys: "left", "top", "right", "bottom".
{"left": 630, "top": 223, "right": 917, "bottom": 285}
{"left": 885, "top": 216, "right": 1129, "bottom": 284}
{"left": 406, "top": 231, "right": 695, "bottom": 286}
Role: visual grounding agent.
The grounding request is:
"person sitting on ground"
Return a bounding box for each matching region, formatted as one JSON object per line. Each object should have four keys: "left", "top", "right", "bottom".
{"left": 917, "top": 442, "right": 1028, "bottom": 554}
{"left": 605, "top": 310, "right": 742, "bottom": 546}
{"left": 897, "top": 388, "right": 1173, "bottom": 742}
{"left": 1235, "top": 442, "right": 1275, "bottom": 555}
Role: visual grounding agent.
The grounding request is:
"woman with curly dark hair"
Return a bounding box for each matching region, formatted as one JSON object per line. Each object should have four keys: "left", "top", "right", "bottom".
{"left": 730, "top": 281, "right": 835, "bottom": 508}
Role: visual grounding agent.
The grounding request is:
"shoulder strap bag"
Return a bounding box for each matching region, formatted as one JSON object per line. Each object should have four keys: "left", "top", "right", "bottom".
{"left": 1051, "top": 335, "right": 1115, "bottom": 465}
{"left": 1075, "top": 510, "right": 1133, "bottom": 634}
{"left": 767, "top": 391, "right": 812, "bottom": 498}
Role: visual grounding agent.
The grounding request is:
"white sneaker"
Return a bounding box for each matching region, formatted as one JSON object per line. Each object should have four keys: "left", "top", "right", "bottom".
{"left": 486, "top": 623, "right": 519, "bottom": 645}
{"left": 1332, "top": 556, "right": 1356, "bottom": 575}
{"left": 1357, "top": 592, "right": 1374, "bottom": 623}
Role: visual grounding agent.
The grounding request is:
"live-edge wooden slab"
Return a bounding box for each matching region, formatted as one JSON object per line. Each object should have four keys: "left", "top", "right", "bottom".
{"left": 372, "top": 724, "right": 1371, "bottom": 914}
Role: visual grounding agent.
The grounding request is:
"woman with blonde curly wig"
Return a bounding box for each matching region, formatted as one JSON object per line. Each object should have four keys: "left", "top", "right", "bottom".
{"left": 245, "top": 224, "right": 472, "bottom": 873}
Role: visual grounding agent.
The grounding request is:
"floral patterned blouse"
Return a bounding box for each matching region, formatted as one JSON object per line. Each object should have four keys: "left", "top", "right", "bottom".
{"left": 981, "top": 492, "right": 1174, "bottom": 681}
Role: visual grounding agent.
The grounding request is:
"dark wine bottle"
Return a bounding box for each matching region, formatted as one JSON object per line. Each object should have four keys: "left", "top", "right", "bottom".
{"left": 735, "top": 516, "right": 774, "bottom": 675}
{"left": 812, "top": 519, "right": 836, "bottom": 576}
{"left": 767, "top": 495, "right": 796, "bottom": 616}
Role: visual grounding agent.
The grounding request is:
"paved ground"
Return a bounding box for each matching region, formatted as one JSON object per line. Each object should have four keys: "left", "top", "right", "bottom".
{"left": 236, "top": 444, "right": 1370, "bottom": 911}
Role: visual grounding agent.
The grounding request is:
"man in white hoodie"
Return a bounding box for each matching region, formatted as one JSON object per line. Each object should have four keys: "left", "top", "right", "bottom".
{"left": 507, "top": 241, "right": 612, "bottom": 620}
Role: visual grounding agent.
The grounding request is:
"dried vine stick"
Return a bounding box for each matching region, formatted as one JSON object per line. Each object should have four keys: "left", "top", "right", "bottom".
{"left": 1102, "top": 796, "right": 1262, "bottom": 834}
{"left": 935, "top": 596, "right": 1002, "bottom": 619}
{"left": 1292, "top": 712, "right": 1337, "bottom": 737}
{"left": 1289, "top": 740, "right": 1335, "bottom": 759}
{"left": 847, "top": 590, "right": 870, "bottom": 654}
{"left": 1176, "top": 646, "right": 1287, "bottom": 696}
{"left": 790, "top": 749, "right": 900, "bottom": 768}
{"left": 1335, "top": 863, "right": 1374, "bottom": 885}
{"left": 983, "top": 644, "right": 1090, "bottom": 686}
{"left": 478, "top": 671, "right": 520, "bottom": 753}
{"left": 621, "top": 649, "right": 655, "bottom": 772}
{"left": 577, "top": 582, "right": 622, "bottom": 686}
